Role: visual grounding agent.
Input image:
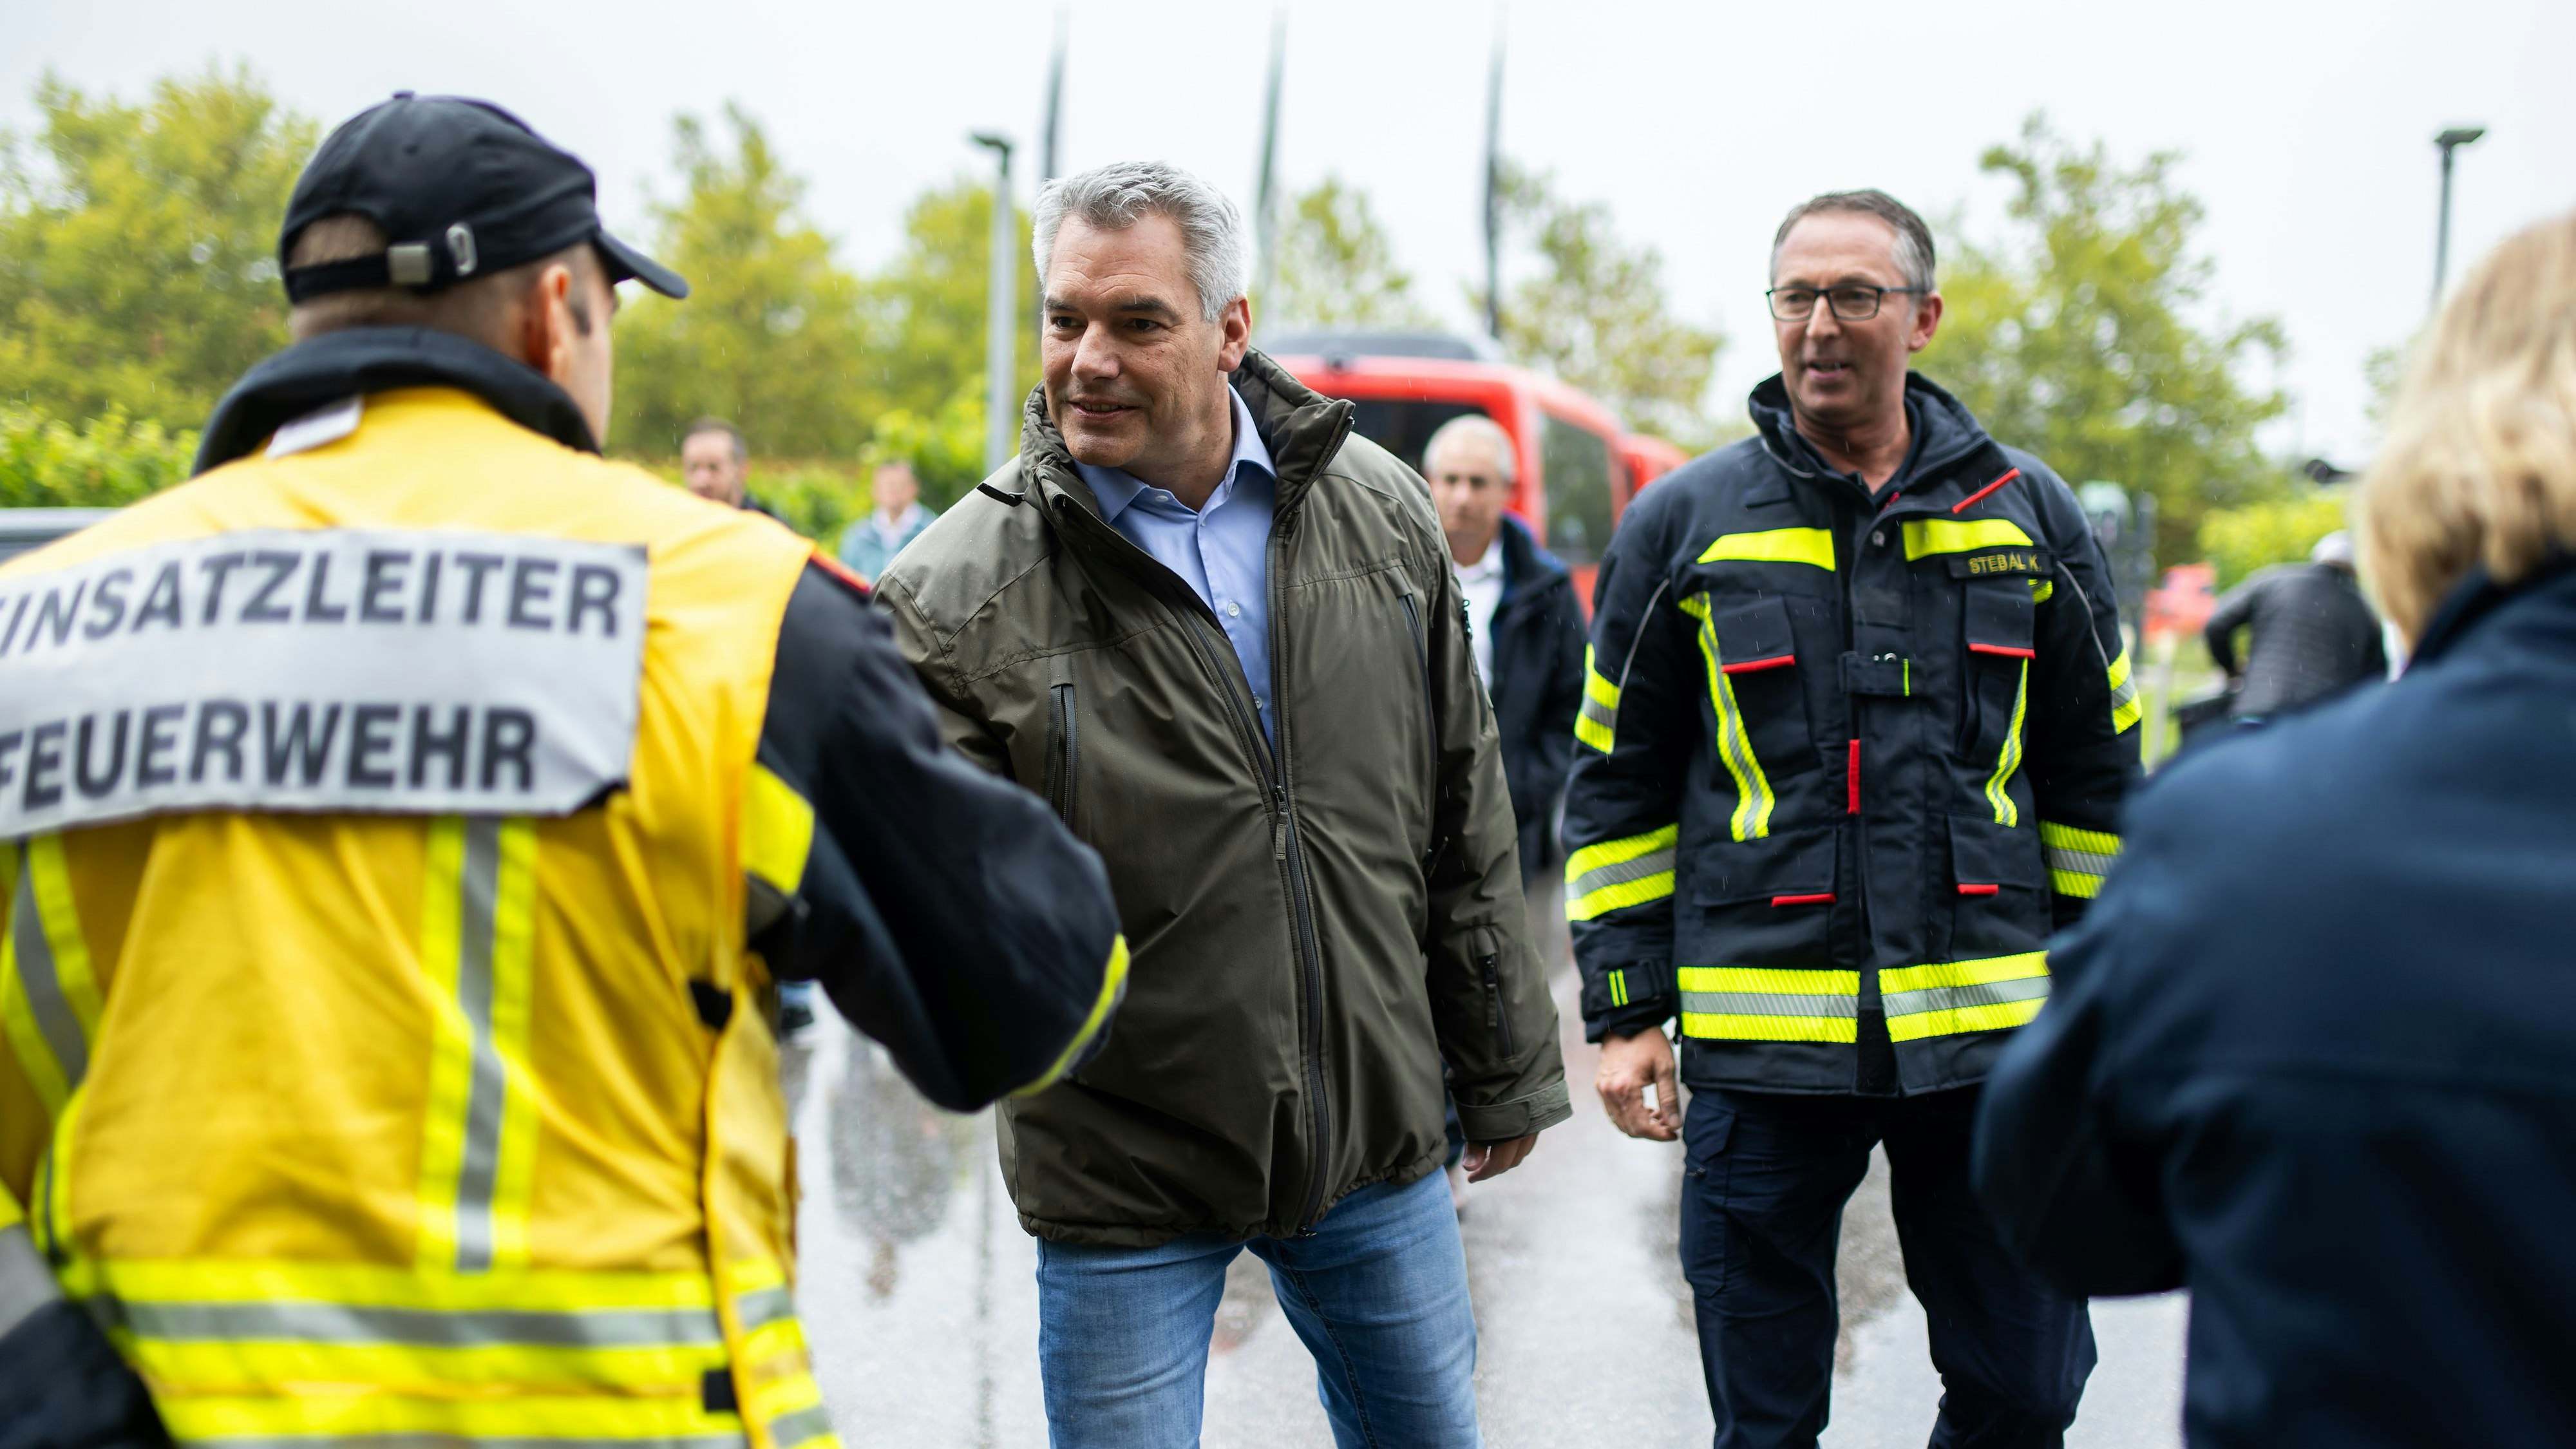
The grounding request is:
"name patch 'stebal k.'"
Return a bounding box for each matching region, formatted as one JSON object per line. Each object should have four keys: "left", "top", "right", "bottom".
{"left": 0, "top": 528, "right": 649, "bottom": 840}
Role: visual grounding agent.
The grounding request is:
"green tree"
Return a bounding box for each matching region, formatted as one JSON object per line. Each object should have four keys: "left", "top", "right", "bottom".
{"left": 1480, "top": 162, "right": 1727, "bottom": 447}
{"left": 0, "top": 404, "right": 198, "bottom": 507}
{"left": 611, "top": 105, "right": 871, "bottom": 459}
{"left": 1922, "top": 116, "right": 2289, "bottom": 562}
{"left": 0, "top": 67, "right": 314, "bottom": 428}
{"left": 1265, "top": 177, "right": 1434, "bottom": 331}
{"left": 2197, "top": 489, "right": 2349, "bottom": 589}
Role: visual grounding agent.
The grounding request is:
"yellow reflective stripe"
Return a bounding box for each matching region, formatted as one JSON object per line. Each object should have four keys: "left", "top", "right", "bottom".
{"left": 1010, "top": 934, "right": 1130, "bottom": 1098}
{"left": 1606, "top": 969, "right": 1628, "bottom": 1009}
{"left": 1677, "top": 966, "right": 1862, "bottom": 995}
{"left": 154, "top": 1389, "right": 745, "bottom": 1443}
{"left": 2030, "top": 579, "right": 2054, "bottom": 604}
{"left": 1880, "top": 953, "right": 2051, "bottom": 994}
{"left": 1902, "top": 518, "right": 2035, "bottom": 560}
{"left": 742, "top": 764, "right": 815, "bottom": 895}
{"left": 1882, "top": 952, "right": 2052, "bottom": 1041}
{"left": 2040, "top": 820, "right": 2120, "bottom": 899}
{"left": 1575, "top": 646, "right": 1620, "bottom": 754}
{"left": 416, "top": 818, "right": 538, "bottom": 1273}
{"left": 1698, "top": 527, "right": 1836, "bottom": 570}
{"left": 752, "top": 1369, "right": 837, "bottom": 1449}
{"left": 1565, "top": 825, "right": 1678, "bottom": 922}
{"left": 1680, "top": 1012, "right": 1861, "bottom": 1043}
{"left": 1982, "top": 658, "right": 2029, "bottom": 826}
{"left": 2107, "top": 647, "right": 2142, "bottom": 734}
{"left": 32, "top": 1084, "right": 83, "bottom": 1269}
{"left": 1, "top": 835, "right": 102, "bottom": 1118}
{"left": 1677, "top": 595, "right": 1774, "bottom": 841}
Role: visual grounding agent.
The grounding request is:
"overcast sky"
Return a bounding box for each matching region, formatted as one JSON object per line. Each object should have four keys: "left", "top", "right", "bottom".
{"left": 11, "top": 0, "right": 2571, "bottom": 465}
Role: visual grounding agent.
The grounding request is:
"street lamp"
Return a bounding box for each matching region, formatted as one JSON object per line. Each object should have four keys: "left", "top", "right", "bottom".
{"left": 2432, "top": 126, "right": 2486, "bottom": 309}
{"left": 970, "top": 133, "right": 1018, "bottom": 476}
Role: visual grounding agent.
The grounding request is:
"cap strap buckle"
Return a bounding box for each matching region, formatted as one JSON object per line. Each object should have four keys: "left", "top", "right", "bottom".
{"left": 386, "top": 243, "right": 433, "bottom": 288}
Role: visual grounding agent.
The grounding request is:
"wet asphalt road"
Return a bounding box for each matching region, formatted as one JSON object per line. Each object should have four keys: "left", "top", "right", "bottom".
{"left": 783, "top": 904, "right": 2186, "bottom": 1448}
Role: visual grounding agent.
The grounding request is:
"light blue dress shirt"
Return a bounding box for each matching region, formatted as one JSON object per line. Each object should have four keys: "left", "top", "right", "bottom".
{"left": 1077, "top": 387, "right": 1279, "bottom": 744}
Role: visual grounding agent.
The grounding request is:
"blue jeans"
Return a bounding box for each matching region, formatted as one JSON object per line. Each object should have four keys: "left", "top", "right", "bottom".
{"left": 1034, "top": 1169, "right": 1482, "bottom": 1449}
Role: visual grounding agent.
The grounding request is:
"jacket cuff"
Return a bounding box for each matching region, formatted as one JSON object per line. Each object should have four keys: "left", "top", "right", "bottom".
{"left": 1454, "top": 1077, "right": 1573, "bottom": 1143}
{"left": 1581, "top": 961, "right": 1676, "bottom": 1042}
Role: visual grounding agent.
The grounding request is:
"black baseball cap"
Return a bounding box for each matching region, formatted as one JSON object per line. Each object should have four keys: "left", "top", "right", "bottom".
{"left": 280, "top": 93, "right": 687, "bottom": 303}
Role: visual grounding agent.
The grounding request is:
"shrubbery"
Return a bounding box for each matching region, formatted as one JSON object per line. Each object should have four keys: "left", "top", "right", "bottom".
{"left": 0, "top": 406, "right": 196, "bottom": 508}
{"left": 2197, "top": 489, "right": 2349, "bottom": 590}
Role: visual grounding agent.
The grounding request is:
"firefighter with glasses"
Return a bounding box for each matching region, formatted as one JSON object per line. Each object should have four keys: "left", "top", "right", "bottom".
{"left": 1564, "top": 189, "right": 2139, "bottom": 1448}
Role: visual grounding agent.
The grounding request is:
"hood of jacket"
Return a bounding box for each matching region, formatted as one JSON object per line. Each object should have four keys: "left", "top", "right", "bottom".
{"left": 195, "top": 326, "right": 597, "bottom": 475}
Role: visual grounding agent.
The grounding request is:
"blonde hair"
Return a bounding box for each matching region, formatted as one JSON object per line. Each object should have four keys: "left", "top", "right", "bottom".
{"left": 2356, "top": 211, "right": 2576, "bottom": 642}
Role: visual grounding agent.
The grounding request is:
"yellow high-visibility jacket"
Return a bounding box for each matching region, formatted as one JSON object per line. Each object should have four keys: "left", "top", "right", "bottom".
{"left": 0, "top": 373, "right": 1122, "bottom": 1448}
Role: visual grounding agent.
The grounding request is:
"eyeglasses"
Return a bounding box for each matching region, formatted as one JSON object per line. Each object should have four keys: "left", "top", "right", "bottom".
{"left": 1766, "top": 285, "right": 1926, "bottom": 322}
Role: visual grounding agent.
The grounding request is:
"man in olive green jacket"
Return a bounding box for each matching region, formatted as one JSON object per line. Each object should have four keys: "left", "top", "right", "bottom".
{"left": 877, "top": 161, "right": 1567, "bottom": 1449}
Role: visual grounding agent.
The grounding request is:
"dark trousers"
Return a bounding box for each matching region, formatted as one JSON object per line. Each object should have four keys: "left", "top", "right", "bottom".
{"left": 1680, "top": 1086, "right": 2095, "bottom": 1449}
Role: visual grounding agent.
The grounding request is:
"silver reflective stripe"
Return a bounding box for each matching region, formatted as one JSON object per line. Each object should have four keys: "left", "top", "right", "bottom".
{"left": 1568, "top": 848, "right": 1674, "bottom": 901}
{"left": 114, "top": 1298, "right": 724, "bottom": 1349}
{"left": 734, "top": 1284, "right": 794, "bottom": 1332}
{"left": 2110, "top": 671, "right": 2139, "bottom": 710}
{"left": 203, "top": 1436, "right": 745, "bottom": 1449}
{"left": 9, "top": 864, "right": 86, "bottom": 1091}
{"left": 453, "top": 816, "right": 507, "bottom": 1273}
{"left": 766, "top": 1403, "right": 836, "bottom": 1448}
{"left": 1578, "top": 693, "right": 1616, "bottom": 734}
{"left": 2043, "top": 842, "right": 2117, "bottom": 881}
{"left": 1884, "top": 975, "right": 2052, "bottom": 1019}
{"left": 1680, "top": 990, "right": 1859, "bottom": 1019}
{"left": 0, "top": 1224, "right": 61, "bottom": 1341}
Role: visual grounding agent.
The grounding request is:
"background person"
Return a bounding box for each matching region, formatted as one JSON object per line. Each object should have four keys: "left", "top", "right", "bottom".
{"left": 1421, "top": 412, "right": 1586, "bottom": 884}
{"left": 1975, "top": 211, "right": 2576, "bottom": 1449}
{"left": 876, "top": 160, "right": 1569, "bottom": 1449}
{"left": 2201, "top": 528, "right": 2385, "bottom": 719}
{"left": 681, "top": 414, "right": 775, "bottom": 515}
{"left": 0, "top": 93, "right": 1125, "bottom": 1446}
{"left": 837, "top": 458, "right": 938, "bottom": 580}
{"left": 1565, "top": 189, "right": 2139, "bottom": 1448}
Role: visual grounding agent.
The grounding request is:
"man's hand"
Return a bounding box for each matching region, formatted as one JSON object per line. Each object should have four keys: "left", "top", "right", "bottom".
{"left": 1461, "top": 1133, "right": 1539, "bottom": 1182}
{"left": 1596, "top": 1028, "right": 1680, "bottom": 1141}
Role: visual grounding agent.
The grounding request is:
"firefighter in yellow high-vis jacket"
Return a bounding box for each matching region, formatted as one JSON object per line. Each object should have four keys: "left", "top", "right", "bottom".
{"left": 0, "top": 94, "right": 1127, "bottom": 1449}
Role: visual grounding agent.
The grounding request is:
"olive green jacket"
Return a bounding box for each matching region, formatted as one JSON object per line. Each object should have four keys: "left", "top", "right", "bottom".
{"left": 877, "top": 352, "right": 1570, "bottom": 1246}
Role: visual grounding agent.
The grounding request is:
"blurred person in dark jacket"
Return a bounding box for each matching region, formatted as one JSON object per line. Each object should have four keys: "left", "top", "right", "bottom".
{"left": 1422, "top": 413, "right": 1586, "bottom": 882}
{"left": 1976, "top": 211, "right": 2576, "bottom": 1449}
{"left": 2202, "top": 529, "right": 2384, "bottom": 718}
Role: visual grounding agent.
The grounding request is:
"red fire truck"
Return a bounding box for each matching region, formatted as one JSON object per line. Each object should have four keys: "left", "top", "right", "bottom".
{"left": 1265, "top": 330, "right": 1690, "bottom": 603}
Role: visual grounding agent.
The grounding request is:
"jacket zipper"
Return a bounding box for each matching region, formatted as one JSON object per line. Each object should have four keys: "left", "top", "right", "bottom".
{"left": 1479, "top": 952, "right": 1515, "bottom": 1056}
{"left": 1045, "top": 680, "right": 1079, "bottom": 827}
{"left": 1396, "top": 587, "right": 1440, "bottom": 867}
{"left": 1035, "top": 429, "right": 1347, "bottom": 1236}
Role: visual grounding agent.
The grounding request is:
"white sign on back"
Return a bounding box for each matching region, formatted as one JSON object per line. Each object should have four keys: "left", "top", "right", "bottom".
{"left": 0, "top": 527, "right": 649, "bottom": 840}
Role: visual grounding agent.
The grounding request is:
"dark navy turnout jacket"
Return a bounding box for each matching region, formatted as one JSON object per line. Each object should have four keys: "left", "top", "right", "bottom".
{"left": 1564, "top": 374, "right": 2139, "bottom": 1095}
{"left": 1976, "top": 560, "right": 2576, "bottom": 1447}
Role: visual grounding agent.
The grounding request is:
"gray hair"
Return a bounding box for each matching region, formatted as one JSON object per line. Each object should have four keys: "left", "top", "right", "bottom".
{"left": 1422, "top": 413, "right": 1517, "bottom": 484}
{"left": 1033, "top": 160, "right": 1249, "bottom": 323}
{"left": 1770, "top": 189, "right": 1936, "bottom": 293}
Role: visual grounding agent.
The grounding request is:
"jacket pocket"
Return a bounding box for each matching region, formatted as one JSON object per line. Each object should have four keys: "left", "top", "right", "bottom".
{"left": 1683, "top": 825, "right": 1839, "bottom": 965}
{"left": 1960, "top": 580, "right": 2036, "bottom": 783}
{"left": 1679, "top": 592, "right": 1818, "bottom": 842}
{"left": 1474, "top": 924, "right": 1517, "bottom": 1058}
{"left": 1043, "top": 676, "right": 1079, "bottom": 831}
{"left": 1946, "top": 814, "right": 2050, "bottom": 958}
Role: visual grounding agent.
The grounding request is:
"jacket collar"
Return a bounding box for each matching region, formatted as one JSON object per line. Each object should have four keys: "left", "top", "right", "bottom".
{"left": 1495, "top": 512, "right": 1567, "bottom": 605}
{"left": 1011, "top": 348, "right": 1354, "bottom": 521}
{"left": 1747, "top": 370, "right": 2005, "bottom": 511}
{"left": 194, "top": 327, "right": 598, "bottom": 475}
{"left": 2409, "top": 554, "right": 2576, "bottom": 665}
